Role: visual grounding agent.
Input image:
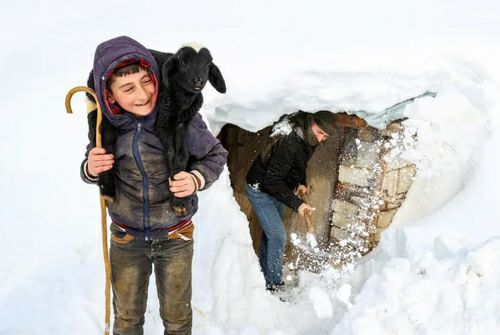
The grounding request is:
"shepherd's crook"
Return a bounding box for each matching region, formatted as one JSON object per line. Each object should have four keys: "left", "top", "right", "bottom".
{"left": 65, "top": 86, "right": 111, "bottom": 335}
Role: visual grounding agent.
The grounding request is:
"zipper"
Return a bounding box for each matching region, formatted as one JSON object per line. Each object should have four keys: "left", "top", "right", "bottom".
{"left": 132, "top": 122, "right": 151, "bottom": 240}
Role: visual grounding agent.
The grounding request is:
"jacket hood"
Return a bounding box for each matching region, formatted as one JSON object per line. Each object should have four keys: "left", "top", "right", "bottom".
{"left": 92, "top": 36, "right": 159, "bottom": 129}
{"left": 291, "top": 110, "right": 319, "bottom": 147}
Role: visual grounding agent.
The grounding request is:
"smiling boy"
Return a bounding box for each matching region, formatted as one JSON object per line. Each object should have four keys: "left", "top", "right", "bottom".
{"left": 81, "top": 36, "right": 227, "bottom": 335}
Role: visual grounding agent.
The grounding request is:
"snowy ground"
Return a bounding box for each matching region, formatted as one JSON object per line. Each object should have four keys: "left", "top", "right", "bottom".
{"left": 1, "top": 1, "right": 500, "bottom": 334}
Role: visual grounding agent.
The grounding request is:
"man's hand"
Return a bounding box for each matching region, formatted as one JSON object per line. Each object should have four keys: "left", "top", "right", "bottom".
{"left": 295, "top": 184, "right": 308, "bottom": 196}
{"left": 298, "top": 202, "right": 314, "bottom": 217}
{"left": 169, "top": 171, "right": 197, "bottom": 198}
{"left": 87, "top": 147, "right": 114, "bottom": 177}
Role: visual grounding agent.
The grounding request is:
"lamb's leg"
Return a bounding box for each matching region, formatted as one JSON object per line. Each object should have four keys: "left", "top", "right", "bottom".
{"left": 156, "top": 116, "right": 186, "bottom": 215}
{"left": 170, "top": 124, "right": 194, "bottom": 216}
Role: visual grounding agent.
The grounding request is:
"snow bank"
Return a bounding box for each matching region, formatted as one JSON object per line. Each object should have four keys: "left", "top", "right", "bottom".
{"left": 1, "top": 1, "right": 500, "bottom": 334}
{"left": 333, "top": 231, "right": 500, "bottom": 335}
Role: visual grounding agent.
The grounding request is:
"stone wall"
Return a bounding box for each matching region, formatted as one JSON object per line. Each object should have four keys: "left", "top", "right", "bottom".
{"left": 327, "top": 121, "right": 417, "bottom": 266}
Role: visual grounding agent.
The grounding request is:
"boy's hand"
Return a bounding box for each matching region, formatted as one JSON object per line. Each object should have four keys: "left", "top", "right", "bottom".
{"left": 87, "top": 147, "right": 114, "bottom": 177}
{"left": 169, "top": 171, "right": 196, "bottom": 198}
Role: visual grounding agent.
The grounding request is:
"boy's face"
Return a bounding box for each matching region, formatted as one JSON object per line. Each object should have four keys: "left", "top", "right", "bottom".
{"left": 108, "top": 69, "right": 156, "bottom": 116}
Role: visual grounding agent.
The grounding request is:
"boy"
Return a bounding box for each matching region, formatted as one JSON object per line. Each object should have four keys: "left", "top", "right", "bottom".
{"left": 81, "top": 36, "right": 227, "bottom": 335}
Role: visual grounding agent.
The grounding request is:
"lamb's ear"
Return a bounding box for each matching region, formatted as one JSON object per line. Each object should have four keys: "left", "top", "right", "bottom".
{"left": 161, "top": 56, "right": 176, "bottom": 89}
{"left": 208, "top": 63, "right": 226, "bottom": 93}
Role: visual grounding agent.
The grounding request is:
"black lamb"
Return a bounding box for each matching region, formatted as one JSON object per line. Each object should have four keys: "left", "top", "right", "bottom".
{"left": 85, "top": 44, "right": 226, "bottom": 215}
{"left": 151, "top": 44, "right": 226, "bottom": 215}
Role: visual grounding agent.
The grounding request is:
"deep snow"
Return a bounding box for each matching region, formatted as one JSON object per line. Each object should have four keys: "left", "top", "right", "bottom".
{"left": 1, "top": 1, "right": 499, "bottom": 334}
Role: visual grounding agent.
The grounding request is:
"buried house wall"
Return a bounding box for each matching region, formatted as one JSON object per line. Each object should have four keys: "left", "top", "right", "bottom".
{"left": 217, "top": 113, "right": 417, "bottom": 270}
{"left": 216, "top": 124, "right": 272, "bottom": 252}
{"left": 327, "top": 121, "right": 418, "bottom": 266}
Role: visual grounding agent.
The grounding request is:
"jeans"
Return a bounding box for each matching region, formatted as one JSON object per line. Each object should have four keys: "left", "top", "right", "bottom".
{"left": 245, "top": 184, "right": 286, "bottom": 286}
{"left": 110, "top": 228, "right": 193, "bottom": 335}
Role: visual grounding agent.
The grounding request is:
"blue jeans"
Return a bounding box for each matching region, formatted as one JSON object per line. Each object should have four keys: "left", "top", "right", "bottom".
{"left": 110, "top": 225, "right": 193, "bottom": 335}
{"left": 245, "top": 184, "right": 286, "bottom": 286}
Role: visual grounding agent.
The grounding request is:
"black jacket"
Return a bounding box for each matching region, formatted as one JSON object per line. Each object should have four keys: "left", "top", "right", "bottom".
{"left": 246, "top": 129, "right": 312, "bottom": 212}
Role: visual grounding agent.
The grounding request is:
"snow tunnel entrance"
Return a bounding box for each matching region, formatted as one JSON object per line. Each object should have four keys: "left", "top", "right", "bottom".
{"left": 217, "top": 112, "right": 417, "bottom": 272}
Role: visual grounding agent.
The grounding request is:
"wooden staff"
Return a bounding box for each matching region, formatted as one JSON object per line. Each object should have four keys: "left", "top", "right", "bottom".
{"left": 66, "top": 86, "right": 111, "bottom": 335}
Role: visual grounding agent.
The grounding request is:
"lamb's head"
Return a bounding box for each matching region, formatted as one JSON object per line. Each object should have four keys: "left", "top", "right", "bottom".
{"left": 162, "top": 43, "right": 226, "bottom": 94}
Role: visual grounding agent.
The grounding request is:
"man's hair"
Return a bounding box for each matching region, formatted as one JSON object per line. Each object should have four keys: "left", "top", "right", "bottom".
{"left": 106, "top": 61, "right": 149, "bottom": 91}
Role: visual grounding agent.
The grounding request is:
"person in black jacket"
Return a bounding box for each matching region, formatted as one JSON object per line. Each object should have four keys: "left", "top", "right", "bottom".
{"left": 245, "top": 110, "right": 336, "bottom": 290}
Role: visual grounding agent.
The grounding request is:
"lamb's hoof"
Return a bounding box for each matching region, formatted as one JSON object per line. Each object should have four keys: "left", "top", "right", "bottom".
{"left": 172, "top": 205, "right": 187, "bottom": 216}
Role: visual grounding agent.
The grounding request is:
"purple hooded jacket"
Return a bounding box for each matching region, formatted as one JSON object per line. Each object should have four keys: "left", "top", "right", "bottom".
{"left": 81, "top": 36, "right": 228, "bottom": 239}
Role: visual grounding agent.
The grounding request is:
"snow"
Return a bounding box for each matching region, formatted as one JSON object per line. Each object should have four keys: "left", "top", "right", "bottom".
{"left": 270, "top": 116, "right": 293, "bottom": 137}
{"left": 1, "top": 0, "right": 500, "bottom": 334}
{"left": 332, "top": 234, "right": 500, "bottom": 334}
